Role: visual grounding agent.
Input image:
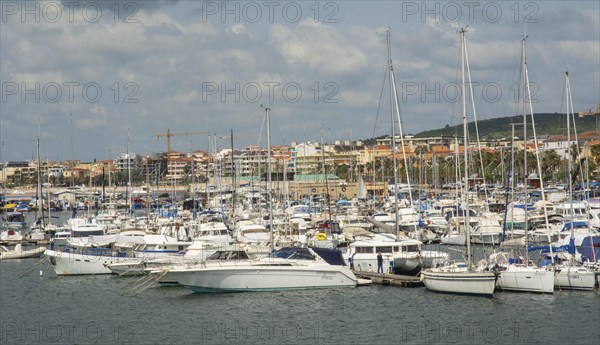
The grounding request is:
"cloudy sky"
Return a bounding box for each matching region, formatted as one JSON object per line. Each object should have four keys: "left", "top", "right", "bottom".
{"left": 1, "top": 1, "right": 598, "bottom": 161}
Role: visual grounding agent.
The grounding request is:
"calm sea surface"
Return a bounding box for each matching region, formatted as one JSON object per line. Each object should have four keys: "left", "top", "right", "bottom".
{"left": 1, "top": 212, "right": 599, "bottom": 345}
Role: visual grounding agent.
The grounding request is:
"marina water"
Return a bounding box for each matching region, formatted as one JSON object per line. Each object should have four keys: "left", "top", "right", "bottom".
{"left": 1, "top": 212, "right": 599, "bottom": 345}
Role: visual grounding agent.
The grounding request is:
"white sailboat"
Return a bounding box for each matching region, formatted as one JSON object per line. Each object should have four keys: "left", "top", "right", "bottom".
{"left": 551, "top": 71, "right": 597, "bottom": 291}
{"left": 493, "top": 37, "right": 554, "bottom": 294}
{"left": 421, "top": 28, "right": 497, "bottom": 297}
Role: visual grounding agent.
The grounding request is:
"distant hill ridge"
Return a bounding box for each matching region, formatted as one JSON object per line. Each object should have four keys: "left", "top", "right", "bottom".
{"left": 413, "top": 113, "right": 598, "bottom": 140}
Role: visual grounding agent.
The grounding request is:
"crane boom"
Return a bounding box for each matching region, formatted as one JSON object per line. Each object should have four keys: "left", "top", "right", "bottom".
{"left": 156, "top": 128, "right": 209, "bottom": 179}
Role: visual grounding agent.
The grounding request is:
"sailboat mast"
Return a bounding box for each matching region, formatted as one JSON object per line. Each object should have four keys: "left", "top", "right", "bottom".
{"left": 127, "top": 128, "right": 132, "bottom": 216}
{"left": 521, "top": 37, "right": 530, "bottom": 265}
{"left": 36, "top": 125, "right": 45, "bottom": 228}
{"left": 387, "top": 28, "right": 400, "bottom": 238}
{"left": 502, "top": 124, "right": 516, "bottom": 242}
{"left": 523, "top": 35, "right": 552, "bottom": 253}
{"left": 263, "top": 106, "right": 274, "bottom": 252}
{"left": 230, "top": 128, "right": 236, "bottom": 218}
{"left": 388, "top": 29, "right": 413, "bottom": 206}
{"left": 320, "top": 129, "right": 333, "bottom": 233}
{"left": 565, "top": 71, "right": 575, "bottom": 245}
{"left": 460, "top": 28, "right": 472, "bottom": 268}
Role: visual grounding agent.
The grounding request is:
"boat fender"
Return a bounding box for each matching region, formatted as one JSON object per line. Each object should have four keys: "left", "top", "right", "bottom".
{"left": 316, "top": 233, "right": 327, "bottom": 241}
{"left": 419, "top": 273, "right": 424, "bottom": 282}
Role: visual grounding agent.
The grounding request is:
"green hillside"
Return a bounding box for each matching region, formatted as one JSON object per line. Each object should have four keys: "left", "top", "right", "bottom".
{"left": 413, "top": 113, "right": 598, "bottom": 139}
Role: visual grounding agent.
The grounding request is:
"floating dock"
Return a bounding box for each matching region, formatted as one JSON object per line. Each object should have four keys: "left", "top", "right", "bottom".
{"left": 352, "top": 271, "right": 423, "bottom": 287}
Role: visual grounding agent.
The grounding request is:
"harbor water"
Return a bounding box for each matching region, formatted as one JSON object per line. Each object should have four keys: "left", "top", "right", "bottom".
{"left": 1, "top": 212, "right": 599, "bottom": 345}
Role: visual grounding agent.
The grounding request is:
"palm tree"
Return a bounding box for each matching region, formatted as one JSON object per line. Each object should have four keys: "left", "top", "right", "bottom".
{"left": 541, "top": 150, "right": 562, "bottom": 182}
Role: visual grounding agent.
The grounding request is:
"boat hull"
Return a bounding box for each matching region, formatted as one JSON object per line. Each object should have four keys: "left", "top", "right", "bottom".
{"left": 440, "top": 234, "right": 466, "bottom": 246}
{"left": 422, "top": 270, "right": 496, "bottom": 297}
{"left": 0, "top": 247, "right": 46, "bottom": 260}
{"left": 44, "top": 250, "right": 138, "bottom": 275}
{"left": 169, "top": 265, "right": 357, "bottom": 292}
{"left": 105, "top": 261, "right": 146, "bottom": 276}
{"left": 554, "top": 266, "right": 597, "bottom": 291}
{"left": 496, "top": 266, "right": 554, "bottom": 293}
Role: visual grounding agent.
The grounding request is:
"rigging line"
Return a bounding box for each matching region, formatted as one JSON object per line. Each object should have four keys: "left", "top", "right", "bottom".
{"left": 271, "top": 112, "right": 286, "bottom": 145}
{"left": 522, "top": 37, "right": 551, "bottom": 236}
{"left": 558, "top": 71, "right": 568, "bottom": 182}
{"left": 463, "top": 32, "right": 490, "bottom": 211}
{"left": 502, "top": 41, "right": 525, "bottom": 120}
{"left": 256, "top": 110, "right": 266, "bottom": 147}
{"left": 372, "top": 62, "right": 390, "bottom": 139}
{"left": 566, "top": 73, "right": 586, "bottom": 197}
{"left": 451, "top": 35, "right": 462, "bottom": 135}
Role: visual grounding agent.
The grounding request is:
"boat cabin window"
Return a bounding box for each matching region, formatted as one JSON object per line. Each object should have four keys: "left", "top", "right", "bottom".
{"left": 402, "top": 244, "right": 420, "bottom": 252}
{"left": 378, "top": 246, "right": 393, "bottom": 253}
{"left": 355, "top": 246, "right": 374, "bottom": 254}
{"left": 393, "top": 246, "right": 400, "bottom": 252}
{"left": 73, "top": 230, "right": 104, "bottom": 237}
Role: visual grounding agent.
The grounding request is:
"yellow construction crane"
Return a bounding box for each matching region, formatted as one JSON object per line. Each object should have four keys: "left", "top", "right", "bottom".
{"left": 579, "top": 103, "right": 600, "bottom": 117}
{"left": 156, "top": 128, "right": 209, "bottom": 166}
{"left": 579, "top": 104, "right": 600, "bottom": 133}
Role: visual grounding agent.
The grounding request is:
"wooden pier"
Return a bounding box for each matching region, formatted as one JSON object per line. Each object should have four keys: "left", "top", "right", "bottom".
{"left": 353, "top": 271, "right": 423, "bottom": 287}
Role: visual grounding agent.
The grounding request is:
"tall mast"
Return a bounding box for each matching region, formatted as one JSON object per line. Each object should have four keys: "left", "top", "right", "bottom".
{"left": 262, "top": 105, "right": 274, "bottom": 252}
{"left": 460, "top": 28, "right": 472, "bottom": 268}
{"left": 70, "top": 113, "right": 75, "bottom": 189}
{"left": 127, "top": 128, "right": 132, "bottom": 216}
{"left": 230, "top": 129, "right": 236, "bottom": 219}
{"left": 36, "top": 120, "right": 45, "bottom": 228}
{"left": 521, "top": 37, "right": 530, "bottom": 265}
{"left": 320, "top": 127, "right": 333, "bottom": 233}
{"left": 565, "top": 71, "right": 575, "bottom": 255}
{"left": 523, "top": 35, "right": 552, "bottom": 255}
{"left": 387, "top": 28, "right": 400, "bottom": 238}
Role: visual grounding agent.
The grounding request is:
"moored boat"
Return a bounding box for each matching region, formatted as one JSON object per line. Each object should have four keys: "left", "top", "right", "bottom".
{"left": 166, "top": 247, "right": 357, "bottom": 293}
{"left": 0, "top": 243, "right": 46, "bottom": 260}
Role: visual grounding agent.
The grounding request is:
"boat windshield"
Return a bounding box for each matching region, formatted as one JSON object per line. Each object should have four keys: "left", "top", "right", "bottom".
{"left": 269, "top": 247, "right": 315, "bottom": 260}
{"left": 207, "top": 251, "right": 249, "bottom": 260}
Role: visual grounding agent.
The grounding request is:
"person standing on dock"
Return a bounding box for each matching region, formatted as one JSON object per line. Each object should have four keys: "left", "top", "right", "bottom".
{"left": 377, "top": 252, "right": 383, "bottom": 273}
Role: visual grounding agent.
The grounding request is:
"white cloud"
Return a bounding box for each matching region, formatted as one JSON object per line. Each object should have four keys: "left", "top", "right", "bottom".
{"left": 270, "top": 21, "right": 368, "bottom": 75}
{"left": 0, "top": 1, "right": 597, "bottom": 160}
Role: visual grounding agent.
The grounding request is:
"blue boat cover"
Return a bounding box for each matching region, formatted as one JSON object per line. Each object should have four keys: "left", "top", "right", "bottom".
{"left": 311, "top": 247, "right": 347, "bottom": 266}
